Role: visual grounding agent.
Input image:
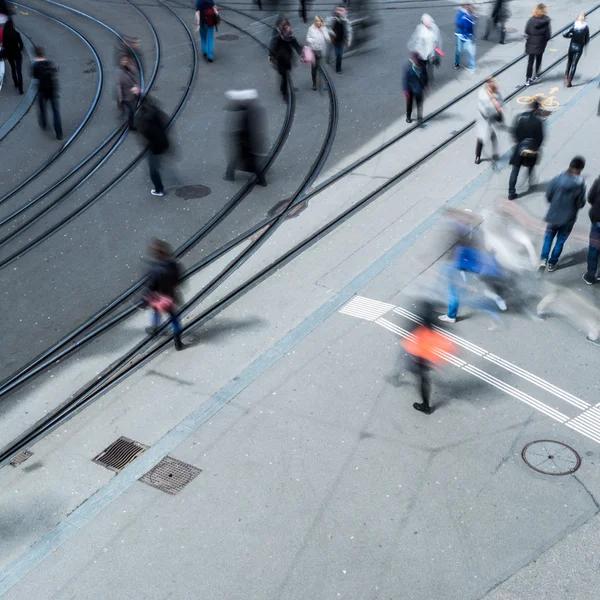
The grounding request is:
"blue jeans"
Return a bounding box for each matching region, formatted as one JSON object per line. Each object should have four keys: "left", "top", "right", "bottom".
{"left": 587, "top": 222, "right": 600, "bottom": 278}
{"left": 334, "top": 44, "right": 344, "bottom": 73}
{"left": 541, "top": 224, "right": 573, "bottom": 265}
{"left": 200, "top": 24, "right": 214, "bottom": 60}
{"left": 152, "top": 309, "right": 181, "bottom": 337}
{"left": 455, "top": 37, "right": 476, "bottom": 70}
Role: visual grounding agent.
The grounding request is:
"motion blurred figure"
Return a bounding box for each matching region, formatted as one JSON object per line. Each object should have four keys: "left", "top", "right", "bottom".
{"left": 306, "top": 15, "right": 328, "bottom": 91}
{"left": 539, "top": 156, "right": 586, "bottom": 272}
{"left": 117, "top": 54, "right": 140, "bottom": 130}
{"left": 224, "top": 89, "right": 267, "bottom": 187}
{"left": 270, "top": 18, "right": 295, "bottom": 101}
{"left": 144, "top": 239, "right": 183, "bottom": 351}
{"left": 508, "top": 98, "right": 544, "bottom": 200}
{"left": 402, "top": 53, "right": 428, "bottom": 125}
{"left": 475, "top": 77, "right": 503, "bottom": 165}
{"left": 115, "top": 35, "right": 141, "bottom": 67}
{"left": 482, "top": 0, "right": 509, "bottom": 44}
{"left": 299, "top": 0, "right": 308, "bottom": 24}
{"left": 136, "top": 96, "right": 170, "bottom": 196}
{"left": 524, "top": 3, "right": 551, "bottom": 85}
{"left": 563, "top": 12, "right": 589, "bottom": 87}
{"left": 31, "top": 47, "right": 63, "bottom": 140}
{"left": 408, "top": 14, "right": 442, "bottom": 81}
{"left": 327, "top": 5, "right": 352, "bottom": 74}
{"left": 2, "top": 18, "right": 24, "bottom": 94}
{"left": 195, "top": 0, "right": 218, "bottom": 62}
{"left": 454, "top": 4, "right": 477, "bottom": 71}
{"left": 583, "top": 174, "right": 600, "bottom": 285}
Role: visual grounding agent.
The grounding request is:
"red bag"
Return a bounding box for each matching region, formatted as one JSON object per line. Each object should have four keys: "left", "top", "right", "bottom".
{"left": 147, "top": 293, "right": 175, "bottom": 314}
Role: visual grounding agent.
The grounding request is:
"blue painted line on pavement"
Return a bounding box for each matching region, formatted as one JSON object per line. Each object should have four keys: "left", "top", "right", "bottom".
{"left": 0, "top": 72, "right": 598, "bottom": 597}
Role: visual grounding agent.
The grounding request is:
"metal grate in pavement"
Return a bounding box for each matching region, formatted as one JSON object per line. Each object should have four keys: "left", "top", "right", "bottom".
{"left": 522, "top": 440, "right": 581, "bottom": 476}
{"left": 92, "top": 437, "right": 148, "bottom": 473}
{"left": 10, "top": 450, "right": 33, "bottom": 468}
{"left": 140, "top": 456, "right": 201, "bottom": 495}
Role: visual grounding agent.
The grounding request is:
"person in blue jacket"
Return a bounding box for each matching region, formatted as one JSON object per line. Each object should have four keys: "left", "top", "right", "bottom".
{"left": 454, "top": 4, "right": 477, "bottom": 71}
{"left": 402, "top": 53, "right": 428, "bottom": 125}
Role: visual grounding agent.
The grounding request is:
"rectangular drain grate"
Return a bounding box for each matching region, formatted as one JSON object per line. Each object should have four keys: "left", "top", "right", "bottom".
{"left": 10, "top": 450, "right": 33, "bottom": 468}
{"left": 140, "top": 456, "right": 201, "bottom": 495}
{"left": 92, "top": 437, "right": 148, "bottom": 473}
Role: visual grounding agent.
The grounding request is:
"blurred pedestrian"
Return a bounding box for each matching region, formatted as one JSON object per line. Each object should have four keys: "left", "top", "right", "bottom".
{"left": 408, "top": 14, "right": 442, "bottom": 82}
{"left": 402, "top": 300, "right": 456, "bottom": 415}
{"left": 0, "top": 21, "right": 5, "bottom": 90}
{"left": 563, "top": 12, "right": 589, "bottom": 87}
{"left": 327, "top": 5, "right": 352, "bottom": 75}
{"left": 483, "top": 0, "right": 509, "bottom": 44}
{"left": 299, "top": 0, "right": 308, "bottom": 24}
{"left": 508, "top": 98, "right": 544, "bottom": 200}
{"left": 539, "top": 156, "right": 586, "bottom": 272}
{"left": 195, "top": 0, "right": 219, "bottom": 62}
{"left": 475, "top": 77, "right": 503, "bottom": 165}
{"left": 402, "top": 52, "right": 428, "bottom": 125}
{"left": 2, "top": 18, "right": 23, "bottom": 93}
{"left": 270, "top": 19, "right": 295, "bottom": 101}
{"left": 224, "top": 89, "right": 267, "bottom": 187}
{"left": 306, "top": 15, "right": 328, "bottom": 91}
{"left": 584, "top": 174, "right": 600, "bottom": 285}
{"left": 117, "top": 54, "right": 140, "bottom": 130}
{"left": 115, "top": 35, "right": 141, "bottom": 67}
{"left": 136, "top": 96, "right": 170, "bottom": 197}
{"left": 524, "top": 3, "right": 551, "bottom": 85}
{"left": 144, "top": 239, "right": 183, "bottom": 351}
{"left": 31, "top": 47, "right": 63, "bottom": 140}
{"left": 454, "top": 4, "right": 477, "bottom": 72}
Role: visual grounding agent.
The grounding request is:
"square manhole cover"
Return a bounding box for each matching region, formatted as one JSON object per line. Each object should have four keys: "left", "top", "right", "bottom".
{"left": 10, "top": 450, "right": 33, "bottom": 467}
{"left": 140, "top": 456, "right": 201, "bottom": 495}
{"left": 92, "top": 437, "right": 148, "bottom": 473}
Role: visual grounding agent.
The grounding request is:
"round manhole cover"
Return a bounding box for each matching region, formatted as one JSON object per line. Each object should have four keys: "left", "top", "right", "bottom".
{"left": 175, "top": 185, "right": 211, "bottom": 200}
{"left": 217, "top": 34, "right": 239, "bottom": 41}
{"left": 522, "top": 440, "right": 581, "bottom": 476}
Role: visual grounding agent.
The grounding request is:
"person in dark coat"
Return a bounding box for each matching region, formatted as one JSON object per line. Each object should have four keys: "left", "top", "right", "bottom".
{"left": 583, "top": 175, "right": 600, "bottom": 285}
{"left": 117, "top": 54, "right": 140, "bottom": 130}
{"left": 402, "top": 53, "right": 428, "bottom": 124}
{"left": 507, "top": 99, "right": 544, "bottom": 200}
{"left": 539, "top": 156, "right": 586, "bottom": 272}
{"left": 224, "top": 89, "right": 267, "bottom": 187}
{"left": 483, "top": 0, "right": 510, "bottom": 44}
{"left": 326, "top": 6, "right": 352, "bottom": 74}
{"left": 144, "top": 239, "right": 183, "bottom": 351}
{"left": 269, "top": 20, "right": 295, "bottom": 101}
{"left": 136, "top": 96, "right": 170, "bottom": 196}
{"left": 563, "top": 12, "right": 589, "bottom": 87}
{"left": 2, "top": 18, "right": 24, "bottom": 93}
{"left": 31, "top": 47, "right": 63, "bottom": 140}
{"left": 524, "top": 3, "right": 551, "bottom": 85}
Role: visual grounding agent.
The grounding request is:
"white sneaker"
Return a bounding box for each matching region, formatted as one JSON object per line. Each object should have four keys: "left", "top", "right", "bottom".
{"left": 151, "top": 189, "right": 165, "bottom": 197}
{"left": 538, "top": 259, "right": 547, "bottom": 270}
{"left": 438, "top": 315, "right": 456, "bottom": 324}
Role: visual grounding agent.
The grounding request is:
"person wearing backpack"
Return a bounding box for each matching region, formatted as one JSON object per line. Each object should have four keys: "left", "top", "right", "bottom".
{"left": 31, "top": 47, "right": 63, "bottom": 140}
{"left": 326, "top": 6, "right": 352, "bottom": 75}
{"left": 2, "top": 18, "right": 23, "bottom": 94}
{"left": 507, "top": 99, "right": 544, "bottom": 200}
{"left": 195, "top": 0, "right": 218, "bottom": 62}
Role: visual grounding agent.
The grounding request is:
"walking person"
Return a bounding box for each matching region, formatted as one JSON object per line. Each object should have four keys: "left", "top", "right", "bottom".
{"left": 144, "top": 239, "right": 183, "bottom": 351}
{"left": 31, "top": 47, "right": 63, "bottom": 140}
{"left": 507, "top": 98, "right": 544, "bottom": 200}
{"left": 136, "top": 96, "right": 170, "bottom": 197}
{"left": 475, "top": 77, "right": 503, "bottom": 166}
{"left": 117, "top": 54, "right": 140, "bottom": 130}
{"left": 563, "top": 12, "right": 589, "bottom": 87}
{"left": 408, "top": 14, "right": 442, "bottom": 82}
{"left": 454, "top": 4, "right": 477, "bottom": 72}
{"left": 402, "top": 52, "right": 428, "bottom": 125}
{"left": 306, "top": 15, "right": 328, "bottom": 91}
{"left": 483, "top": 0, "right": 509, "bottom": 44}
{"left": 270, "top": 19, "right": 295, "bottom": 101}
{"left": 195, "top": 0, "right": 218, "bottom": 62}
{"left": 524, "top": 3, "right": 551, "bottom": 85}
{"left": 1, "top": 18, "right": 23, "bottom": 94}
{"left": 583, "top": 174, "right": 600, "bottom": 285}
{"left": 327, "top": 5, "right": 352, "bottom": 74}
{"left": 299, "top": 0, "right": 308, "bottom": 24}
{"left": 539, "top": 156, "right": 586, "bottom": 272}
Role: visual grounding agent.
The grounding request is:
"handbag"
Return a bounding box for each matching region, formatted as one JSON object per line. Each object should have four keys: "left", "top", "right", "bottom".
{"left": 147, "top": 293, "right": 175, "bottom": 314}
{"left": 300, "top": 45, "right": 315, "bottom": 65}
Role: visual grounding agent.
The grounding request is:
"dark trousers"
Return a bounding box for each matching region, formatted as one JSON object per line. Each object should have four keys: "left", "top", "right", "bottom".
{"left": 278, "top": 65, "right": 290, "bottom": 100}
{"left": 526, "top": 53, "right": 543, "bottom": 79}
{"left": 311, "top": 52, "right": 322, "bottom": 88}
{"left": 299, "top": 0, "right": 307, "bottom": 23}
{"left": 148, "top": 153, "right": 164, "bottom": 193}
{"left": 7, "top": 57, "right": 23, "bottom": 93}
{"left": 415, "top": 358, "right": 431, "bottom": 408}
{"left": 152, "top": 309, "right": 181, "bottom": 338}
{"left": 587, "top": 222, "right": 600, "bottom": 278}
{"left": 225, "top": 153, "right": 266, "bottom": 186}
{"left": 123, "top": 100, "right": 136, "bottom": 129}
{"left": 508, "top": 163, "right": 534, "bottom": 196}
{"left": 406, "top": 93, "right": 423, "bottom": 121}
{"left": 38, "top": 95, "right": 63, "bottom": 139}
{"left": 484, "top": 18, "right": 506, "bottom": 43}
{"left": 334, "top": 44, "right": 343, "bottom": 73}
{"left": 565, "top": 49, "right": 582, "bottom": 81}
{"left": 541, "top": 224, "right": 573, "bottom": 265}
{"left": 476, "top": 131, "right": 498, "bottom": 160}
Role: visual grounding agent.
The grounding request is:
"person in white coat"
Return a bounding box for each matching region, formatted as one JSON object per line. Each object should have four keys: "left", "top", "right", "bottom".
{"left": 306, "top": 15, "right": 329, "bottom": 91}
{"left": 408, "top": 14, "right": 442, "bottom": 81}
{"left": 475, "top": 77, "right": 503, "bottom": 166}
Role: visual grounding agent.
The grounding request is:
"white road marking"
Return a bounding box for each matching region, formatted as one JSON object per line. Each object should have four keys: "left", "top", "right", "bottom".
{"left": 340, "top": 296, "right": 395, "bottom": 321}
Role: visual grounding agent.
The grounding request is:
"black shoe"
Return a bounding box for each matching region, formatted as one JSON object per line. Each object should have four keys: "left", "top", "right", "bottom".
{"left": 475, "top": 156, "right": 481, "bottom": 164}
{"left": 336, "top": 70, "right": 342, "bottom": 75}
{"left": 174, "top": 336, "right": 184, "bottom": 351}
{"left": 56, "top": 135, "right": 64, "bottom": 141}
{"left": 406, "top": 117, "right": 412, "bottom": 124}
{"left": 583, "top": 273, "right": 596, "bottom": 285}
{"left": 223, "top": 174, "right": 235, "bottom": 182}
{"left": 413, "top": 402, "right": 432, "bottom": 415}
{"left": 454, "top": 64, "right": 460, "bottom": 70}
{"left": 312, "top": 85, "right": 317, "bottom": 91}
{"left": 146, "top": 326, "right": 159, "bottom": 336}
{"left": 208, "top": 58, "right": 213, "bottom": 63}
{"left": 508, "top": 192, "right": 517, "bottom": 201}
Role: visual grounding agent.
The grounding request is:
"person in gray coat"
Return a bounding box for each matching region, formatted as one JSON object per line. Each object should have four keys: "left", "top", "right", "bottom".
{"left": 539, "top": 156, "right": 586, "bottom": 272}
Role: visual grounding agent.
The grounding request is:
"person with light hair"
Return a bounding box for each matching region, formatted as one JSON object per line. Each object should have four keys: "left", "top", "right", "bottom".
{"left": 524, "top": 3, "right": 551, "bottom": 85}
{"left": 562, "top": 12, "right": 589, "bottom": 87}
{"left": 408, "top": 14, "right": 442, "bottom": 80}
{"left": 475, "top": 77, "right": 503, "bottom": 166}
